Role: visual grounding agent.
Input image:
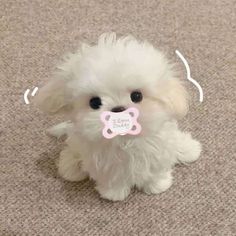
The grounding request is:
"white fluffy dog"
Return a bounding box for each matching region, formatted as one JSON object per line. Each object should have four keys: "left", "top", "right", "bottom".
{"left": 36, "top": 33, "right": 201, "bottom": 201}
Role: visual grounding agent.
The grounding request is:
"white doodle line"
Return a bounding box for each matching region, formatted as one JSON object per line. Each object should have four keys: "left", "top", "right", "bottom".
{"left": 175, "top": 50, "right": 203, "bottom": 102}
{"left": 31, "top": 87, "right": 38, "bottom": 96}
{"left": 24, "top": 89, "right": 30, "bottom": 104}
{"left": 24, "top": 87, "right": 39, "bottom": 104}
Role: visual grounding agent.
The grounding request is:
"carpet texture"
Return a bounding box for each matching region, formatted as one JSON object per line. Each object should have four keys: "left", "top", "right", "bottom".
{"left": 1, "top": 0, "right": 235, "bottom": 235}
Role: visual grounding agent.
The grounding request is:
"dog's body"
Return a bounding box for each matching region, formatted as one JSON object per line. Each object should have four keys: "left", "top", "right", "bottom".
{"left": 36, "top": 33, "right": 201, "bottom": 201}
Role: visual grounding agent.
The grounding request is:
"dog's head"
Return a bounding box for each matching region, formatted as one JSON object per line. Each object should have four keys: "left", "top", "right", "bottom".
{"left": 35, "top": 33, "right": 188, "bottom": 141}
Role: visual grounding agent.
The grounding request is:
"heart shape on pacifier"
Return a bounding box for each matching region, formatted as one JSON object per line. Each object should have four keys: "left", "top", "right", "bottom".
{"left": 100, "top": 107, "right": 142, "bottom": 139}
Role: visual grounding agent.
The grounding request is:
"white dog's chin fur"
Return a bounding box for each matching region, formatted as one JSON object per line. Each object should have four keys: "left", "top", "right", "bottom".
{"left": 36, "top": 33, "right": 201, "bottom": 201}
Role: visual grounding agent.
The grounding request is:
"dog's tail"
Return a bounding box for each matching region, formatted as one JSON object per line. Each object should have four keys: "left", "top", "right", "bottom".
{"left": 46, "top": 121, "right": 73, "bottom": 138}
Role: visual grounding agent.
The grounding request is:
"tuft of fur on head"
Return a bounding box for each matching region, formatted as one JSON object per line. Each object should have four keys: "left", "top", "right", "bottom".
{"left": 35, "top": 33, "right": 188, "bottom": 141}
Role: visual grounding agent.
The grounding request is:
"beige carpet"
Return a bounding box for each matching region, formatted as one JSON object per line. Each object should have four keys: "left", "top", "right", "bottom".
{"left": 1, "top": 0, "right": 235, "bottom": 235}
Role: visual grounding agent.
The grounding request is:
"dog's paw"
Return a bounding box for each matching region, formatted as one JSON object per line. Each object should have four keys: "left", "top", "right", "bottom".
{"left": 143, "top": 171, "right": 173, "bottom": 195}
{"left": 96, "top": 185, "right": 130, "bottom": 201}
{"left": 58, "top": 149, "right": 88, "bottom": 182}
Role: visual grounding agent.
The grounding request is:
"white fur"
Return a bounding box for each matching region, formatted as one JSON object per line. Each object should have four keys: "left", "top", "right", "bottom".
{"left": 35, "top": 33, "right": 201, "bottom": 201}
{"left": 47, "top": 121, "right": 73, "bottom": 138}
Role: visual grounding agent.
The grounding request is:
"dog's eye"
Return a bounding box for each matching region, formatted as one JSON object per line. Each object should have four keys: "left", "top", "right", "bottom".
{"left": 130, "top": 91, "right": 143, "bottom": 103}
{"left": 89, "top": 97, "right": 102, "bottom": 110}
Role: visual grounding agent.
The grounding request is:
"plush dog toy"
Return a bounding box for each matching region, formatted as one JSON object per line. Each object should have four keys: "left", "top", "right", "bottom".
{"left": 36, "top": 33, "right": 201, "bottom": 201}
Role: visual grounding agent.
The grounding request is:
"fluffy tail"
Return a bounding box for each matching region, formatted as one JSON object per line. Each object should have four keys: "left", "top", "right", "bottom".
{"left": 46, "top": 121, "right": 73, "bottom": 138}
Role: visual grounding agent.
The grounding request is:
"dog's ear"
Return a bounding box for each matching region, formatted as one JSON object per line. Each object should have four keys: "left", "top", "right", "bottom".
{"left": 34, "top": 77, "right": 72, "bottom": 114}
{"left": 157, "top": 78, "right": 189, "bottom": 118}
{"left": 34, "top": 52, "right": 80, "bottom": 114}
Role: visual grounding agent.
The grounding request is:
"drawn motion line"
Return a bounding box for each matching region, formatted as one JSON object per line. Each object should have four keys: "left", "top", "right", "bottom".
{"left": 23, "top": 87, "right": 39, "bottom": 104}
{"left": 31, "top": 87, "right": 38, "bottom": 96}
{"left": 24, "top": 89, "right": 30, "bottom": 104}
{"left": 175, "top": 50, "right": 203, "bottom": 102}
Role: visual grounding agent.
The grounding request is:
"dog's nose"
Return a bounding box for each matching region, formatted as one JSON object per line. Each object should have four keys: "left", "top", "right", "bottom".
{"left": 111, "top": 106, "right": 126, "bottom": 113}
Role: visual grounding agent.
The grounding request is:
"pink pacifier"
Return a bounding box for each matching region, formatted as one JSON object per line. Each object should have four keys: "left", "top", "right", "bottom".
{"left": 100, "top": 107, "right": 142, "bottom": 139}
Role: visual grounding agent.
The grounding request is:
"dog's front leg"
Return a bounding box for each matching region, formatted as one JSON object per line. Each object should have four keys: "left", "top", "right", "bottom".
{"left": 141, "top": 170, "right": 173, "bottom": 195}
{"left": 96, "top": 181, "right": 131, "bottom": 201}
{"left": 57, "top": 148, "right": 88, "bottom": 182}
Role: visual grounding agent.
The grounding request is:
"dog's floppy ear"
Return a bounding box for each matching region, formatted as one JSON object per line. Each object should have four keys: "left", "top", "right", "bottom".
{"left": 157, "top": 78, "right": 189, "bottom": 118}
{"left": 34, "top": 52, "right": 80, "bottom": 114}
{"left": 34, "top": 76, "right": 72, "bottom": 114}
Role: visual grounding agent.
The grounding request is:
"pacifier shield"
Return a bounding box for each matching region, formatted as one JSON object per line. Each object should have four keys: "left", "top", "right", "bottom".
{"left": 100, "top": 107, "right": 141, "bottom": 139}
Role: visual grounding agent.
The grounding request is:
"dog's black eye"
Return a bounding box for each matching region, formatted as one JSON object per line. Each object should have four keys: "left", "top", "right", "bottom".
{"left": 130, "top": 91, "right": 143, "bottom": 103}
{"left": 89, "top": 97, "right": 102, "bottom": 110}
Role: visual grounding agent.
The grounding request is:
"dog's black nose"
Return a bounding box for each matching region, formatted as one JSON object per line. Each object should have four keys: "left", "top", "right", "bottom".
{"left": 111, "top": 106, "right": 126, "bottom": 113}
